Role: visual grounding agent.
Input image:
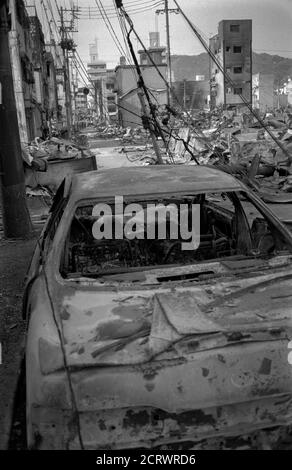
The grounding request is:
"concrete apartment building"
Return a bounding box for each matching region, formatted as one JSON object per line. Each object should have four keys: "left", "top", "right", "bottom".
{"left": 210, "top": 19, "right": 252, "bottom": 109}
{"left": 115, "top": 32, "right": 167, "bottom": 127}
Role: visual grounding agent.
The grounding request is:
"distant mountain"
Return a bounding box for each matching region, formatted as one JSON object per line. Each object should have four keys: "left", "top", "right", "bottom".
{"left": 171, "top": 52, "right": 292, "bottom": 85}
{"left": 251, "top": 53, "right": 292, "bottom": 84}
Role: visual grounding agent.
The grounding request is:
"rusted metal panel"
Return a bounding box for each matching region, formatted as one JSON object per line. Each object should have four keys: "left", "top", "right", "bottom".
{"left": 36, "top": 267, "right": 292, "bottom": 371}
{"left": 68, "top": 394, "right": 292, "bottom": 449}
{"left": 69, "top": 165, "right": 243, "bottom": 203}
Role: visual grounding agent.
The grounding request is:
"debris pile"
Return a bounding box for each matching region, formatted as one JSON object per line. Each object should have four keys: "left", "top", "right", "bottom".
{"left": 92, "top": 124, "right": 124, "bottom": 140}
{"left": 118, "top": 144, "right": 158, "bottom": 165}
{"left": 22, "top": 136, "right": 94, "bottom": 168}
{"left": 91, "top": 124, "right": 150, "bottom": 145}
{"left": 164, "top": 106, "right": 292, "bottom": 201}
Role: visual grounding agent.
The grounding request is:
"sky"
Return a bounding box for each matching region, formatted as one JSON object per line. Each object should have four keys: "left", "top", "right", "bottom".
{"left": 36, "top": 0, "right": 292, "bottom": 69}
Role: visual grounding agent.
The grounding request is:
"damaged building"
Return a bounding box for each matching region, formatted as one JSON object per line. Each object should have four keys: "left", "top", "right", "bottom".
{"left": 115, "top": 32, "right": 167, "bottom": 127}
{"left": 210, "top": 19, "right": 252, "bottom": 109}
{"left": 9, "top": 1, "right": 62, "bottom": 142}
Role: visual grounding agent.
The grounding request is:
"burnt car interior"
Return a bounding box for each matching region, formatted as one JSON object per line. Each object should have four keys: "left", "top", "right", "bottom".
{"left": 60, "top": 192, "right": 290, "bottom": 278}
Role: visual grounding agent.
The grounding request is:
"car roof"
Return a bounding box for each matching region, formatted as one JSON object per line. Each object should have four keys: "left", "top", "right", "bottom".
{"left": 69, "top": 165, "right": 243, "bottom": 202}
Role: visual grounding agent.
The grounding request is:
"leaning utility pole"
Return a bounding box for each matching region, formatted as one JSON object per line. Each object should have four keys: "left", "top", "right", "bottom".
{"left": 0, "top": 1, "right": 32, "bottom": 238}
{"left": 156, "top": 1, "right": 179, "bottom": 105}
{"left": 165, "top": 0, "right": 171, "bottom": 105}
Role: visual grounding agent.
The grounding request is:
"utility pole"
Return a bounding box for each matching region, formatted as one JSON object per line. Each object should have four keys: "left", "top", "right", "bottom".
{"left": 165, "top": 0, "right": 171, "bottom": 106}
{"left": 71, "top": 59, "right": 78, "bottom": 129}
{"left": 137, "top": 86, "right": 164, "bottom": 165}
{"left": 60, "top": 6, "right": 76, "bottom": 139}
{"left": 156, "top": 1, "right": 179, "bottom": 106}
{"left": 0, "top": 1, "right": 32, "bottom": 238}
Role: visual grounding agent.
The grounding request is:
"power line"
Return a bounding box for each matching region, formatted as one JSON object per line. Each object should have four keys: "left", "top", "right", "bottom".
{"left": 94, "top": 0, "right": 131, "bottom": 62}
{"left": 115, "top": 5, "right": 237, "bottom": 163}
{"left": 113, "top": 1, "right": 134, "bottom": 65}
{"left": 78, "top": 0, "right": 160, "bottom": 13}
{"left": 72, "top": 50, "right": 146, "bottom": 123}
{"left": 115, "top": 3, "right": 204, "bottom": 132}
{"left": 95, "top": 0, "right": 138, "bottom": 83}
{"left": 81, "top": 0, "right": 158, "bottom": 9}
{"left": 76, "top": 1, "right": 163, "bottom": 19}
{"left": 72, "top": 33, "right": 209, "bottom": 162}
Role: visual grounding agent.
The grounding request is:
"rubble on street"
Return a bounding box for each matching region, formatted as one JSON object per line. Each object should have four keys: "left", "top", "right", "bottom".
{"left": 160, "top": 106, "right": 292, "bottom": 202}
{"left": 22, "top": 135, "right": 97, "bottom": 193}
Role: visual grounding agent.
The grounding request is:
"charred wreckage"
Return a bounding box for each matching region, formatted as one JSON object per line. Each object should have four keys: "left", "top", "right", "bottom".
{"left": 24, "top": 166, "right": 292, "bottom": 450}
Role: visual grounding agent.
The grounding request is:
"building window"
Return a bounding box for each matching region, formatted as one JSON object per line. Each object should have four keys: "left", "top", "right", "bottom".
{"left": 230, "top": 24, "right": 240, "bottom": 32}
{"left": 226, "top": 46, "right": 230, "bottom": 52}
{"left": 234, "top": 66, "right": 242, "bottom": 74}
{"left": 234, "top": 87, "right": 243, "bottom": 95}
{"left": 233, "top": 46, "right": 242, "bottom": 53}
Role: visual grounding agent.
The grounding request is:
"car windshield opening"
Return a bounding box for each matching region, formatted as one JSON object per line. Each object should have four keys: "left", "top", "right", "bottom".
{"left": 60, "top": 192, "right": 291, "bottom": 279}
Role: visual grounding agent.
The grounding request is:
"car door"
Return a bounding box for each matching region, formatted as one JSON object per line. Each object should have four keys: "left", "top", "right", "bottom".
{"left": 23, "top": 180, "right": 68, "bottom": 320}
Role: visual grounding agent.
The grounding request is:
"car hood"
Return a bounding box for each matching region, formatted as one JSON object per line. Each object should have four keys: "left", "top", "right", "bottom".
{"left": 40, "top": 268, "right": 292, "bottom": 374}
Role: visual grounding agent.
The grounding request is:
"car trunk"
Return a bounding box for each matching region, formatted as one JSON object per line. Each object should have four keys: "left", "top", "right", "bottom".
{"left": 46, "top": 269, "right": 292, "bottom": 449}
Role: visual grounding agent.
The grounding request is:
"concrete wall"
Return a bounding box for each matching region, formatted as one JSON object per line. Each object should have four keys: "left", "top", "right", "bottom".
{"left": 252, "top": 73, "right": 274, "bottom": 112}
{"left": 115, "top": 65, "right": 167, "bottom": 127}
{"left": 173, "top": 80, "right": 210, "bottom": 110}
{"left": 210, "top": 36, "right": 225, "bottom": 108}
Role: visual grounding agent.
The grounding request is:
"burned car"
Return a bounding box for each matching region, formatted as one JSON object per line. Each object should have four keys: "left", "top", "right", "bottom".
{"left": 24, "top": 165, "right": 292, "bottom": 450}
